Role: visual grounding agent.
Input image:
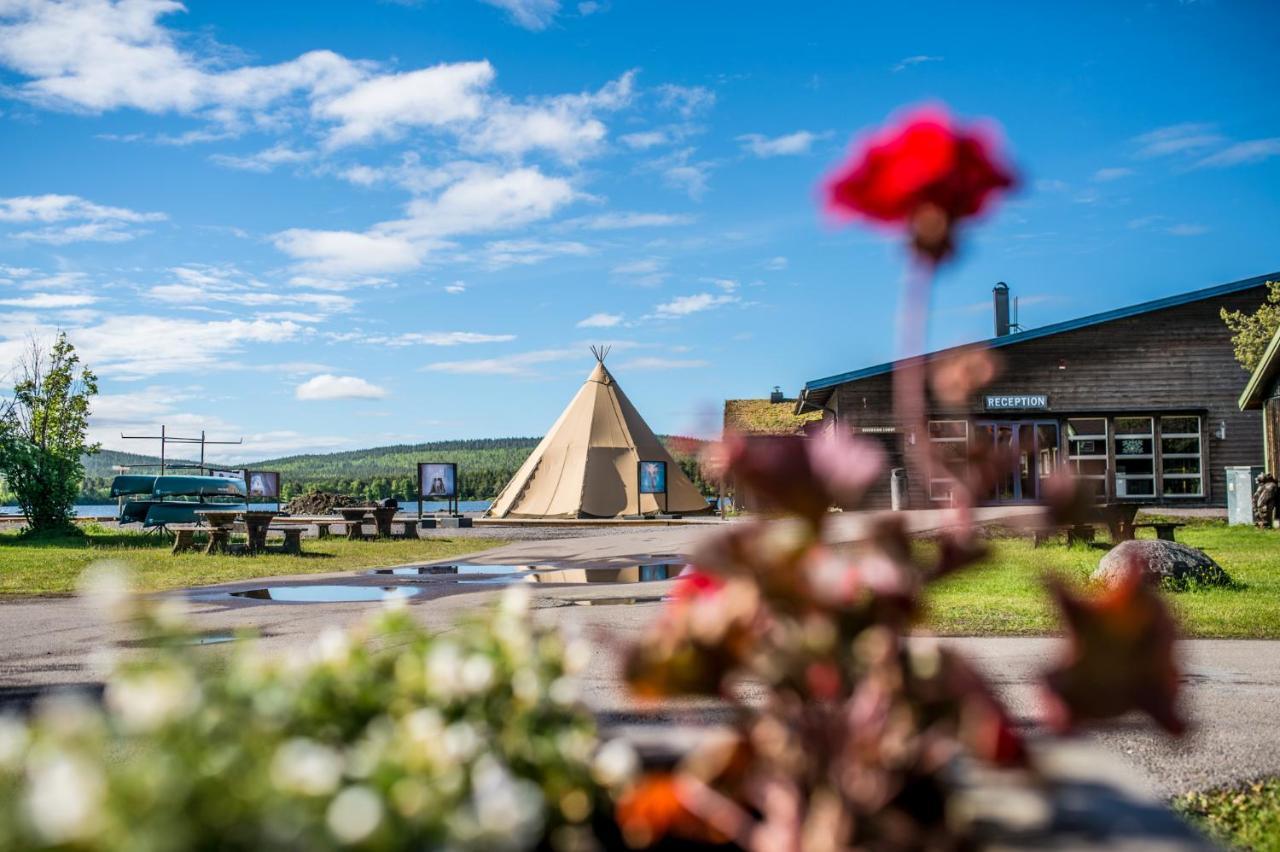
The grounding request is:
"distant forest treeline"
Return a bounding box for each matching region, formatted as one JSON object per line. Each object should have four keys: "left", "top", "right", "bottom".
{"left": 5, "top": 438, "right": 714, "bottom": 505}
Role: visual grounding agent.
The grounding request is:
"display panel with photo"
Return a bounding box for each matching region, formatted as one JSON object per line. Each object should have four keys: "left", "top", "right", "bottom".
{"left": 419, "top": 462, "right": 458, "bottom": 499}
{"left": 244, "top": 470, "right": 281, "bottom": 499}
{"left": 638, "top": 460, "right": 667, "bottom": 494}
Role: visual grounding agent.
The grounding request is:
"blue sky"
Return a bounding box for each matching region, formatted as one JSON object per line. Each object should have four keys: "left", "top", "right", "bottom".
{"left": 1, "top": 0, "right": 1277, "bottom": 461}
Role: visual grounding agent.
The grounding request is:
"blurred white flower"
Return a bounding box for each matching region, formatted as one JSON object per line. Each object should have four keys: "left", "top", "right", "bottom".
{"left": 327, "top": 785, "right": 383, "bottom": 845}
{"left": 563, "top": 639, "right": 592, "bottom": 675}
{"left": 425, "top": 642, "right": 463, "bottom": 700}
{"left": 77, "top": 560, "right": 132, "bottom": 617}
{"left": 313, "top": 627, "right": 352, "bottom": 666}
{"left": 443, "top": 721, "right": 481, "bottom": 763}
{"left": 549, "top": 677, "right": 579, "bottom": 707}
{"left": 500, "top": 585, "right": 531, "bottom": 615}
{"left": 591, "top": 739, "right": 640, "bottom": 788}
{"left": 0, "top": 715, "right": 29, "bottom": 769}
{"left": 467, "top": 755, "right": 544, "bottom": 848}
{"left": 24, "top": 751, "right": 105, "bottom": 844}
{"left": 106, "top": 668, "right": 200, "bottom": 732}
{"left": 271, "top": 739, "right": 343, "bottom": 796}
{"left": 152, "top": 596, "right": 190, "bottom": 630}
{"left": 460, "top": 655, "right": 495, "bottom": 694}
{"left": 511, "top": 668, "right": 541, "bottom": 704}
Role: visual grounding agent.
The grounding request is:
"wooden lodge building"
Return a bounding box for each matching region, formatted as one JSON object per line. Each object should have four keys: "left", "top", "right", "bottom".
{"left": 794, "top": 272, "right": 1278, "bottom": 509}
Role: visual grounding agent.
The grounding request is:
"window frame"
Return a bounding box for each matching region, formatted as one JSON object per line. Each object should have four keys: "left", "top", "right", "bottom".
{"left": 1159, "top": 415, "right": 1203, "bottom": 498}
{"left": 1112, "top": 416, "right": 1155, "bottom": 500}
{"left": 927, "top": 419, "right": 969, "bottom": 502}
{"left": 1066, "top": 418, "right": 1109, "bottom": 501}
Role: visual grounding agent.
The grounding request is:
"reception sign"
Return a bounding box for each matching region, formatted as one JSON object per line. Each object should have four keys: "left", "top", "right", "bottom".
{"left": 984, "top": 393, "right": 1050, "bottom": 411}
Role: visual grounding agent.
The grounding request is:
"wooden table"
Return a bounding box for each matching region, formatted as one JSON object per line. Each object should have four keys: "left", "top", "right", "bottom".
{"left": 194, "top": 509, "right": 280, "bottom": 554}
{"left": 1132, "top": 522, "right": 1187, "bottom": 542}
{"left": 335, "top": 507, "right": 400, "bottom": 539}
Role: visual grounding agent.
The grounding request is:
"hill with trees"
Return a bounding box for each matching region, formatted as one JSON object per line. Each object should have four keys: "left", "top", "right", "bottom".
{"left": 13, "top": 438, "right": 712, "bottom": 505}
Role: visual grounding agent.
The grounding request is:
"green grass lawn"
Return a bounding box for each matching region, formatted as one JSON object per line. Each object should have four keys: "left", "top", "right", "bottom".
{"left": 922, "top": 520, "right": 1280, "bottom": 638}
{"left": 0, "top": 526, "right": 501, "bottom": 596}
{"left": 1175, "top": 778, "right": 1280, "bottom": 851}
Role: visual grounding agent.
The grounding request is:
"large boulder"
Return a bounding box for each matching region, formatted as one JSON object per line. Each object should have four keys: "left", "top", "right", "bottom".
{"left": 1093, "top": 539, "right": 1233, "bottom": 591}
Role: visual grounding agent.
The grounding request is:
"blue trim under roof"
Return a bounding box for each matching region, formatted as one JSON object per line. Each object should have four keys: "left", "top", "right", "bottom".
{"left": 801, "top": 271, "right": 1279, "bottom": 399}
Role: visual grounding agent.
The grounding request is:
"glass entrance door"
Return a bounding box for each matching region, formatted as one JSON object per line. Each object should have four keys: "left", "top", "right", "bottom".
{"left": 974, "top": 420, "right": 1060, "bottom": 503}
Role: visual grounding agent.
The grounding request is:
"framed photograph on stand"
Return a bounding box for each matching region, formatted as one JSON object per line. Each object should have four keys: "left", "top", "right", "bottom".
{"left": 637, "top": 460, "right": 668, "bottom": 515}
{"left": 417, "top": 462, "right": 459, "bottom": 519}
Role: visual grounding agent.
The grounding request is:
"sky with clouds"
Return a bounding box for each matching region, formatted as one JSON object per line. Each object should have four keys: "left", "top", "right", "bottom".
{"left": 0, "top": 0, "right": 1277, "bottom": 461}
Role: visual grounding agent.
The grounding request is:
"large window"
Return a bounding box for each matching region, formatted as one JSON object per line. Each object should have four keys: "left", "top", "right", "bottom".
{"left": 928, "top": 420, "right": 968, "bottom": 502}
{"left": 1114, "top": 417, "right": 1155, "bottom": 498}
{"left": 1161, "top": 416, "right": 1203, "bottom": 497}
{"left": 1067, "top": 418, "right": 1108, "bottom": 501}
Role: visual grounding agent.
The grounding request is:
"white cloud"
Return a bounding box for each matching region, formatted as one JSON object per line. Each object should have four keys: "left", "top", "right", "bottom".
{"left": 1092, "top": 167, "right": 1134, "bottom": 182}
{"left": 333, "top": 330, "right": 515, "bottom": 347}
{"left": 295, "top": 374, "right": 388, "bottom": 401}
{"left": 1132, "top": 123, "right": 1225, "bottom": 158}
{"left": 1167, "top": 223, "right": 1208, "bottom": 237}
{"left": 647, "top": 148, "right": 713, "bottom": 200}
{"left": 654, "top": 292, "right": 738, "bottom": 318}
{"left": 577, "top": 312, "right": 622, "bottom": 328}
{"left": 737, "top": 130, "right": 824, "bottom": 157}
{"left": 316, "top": 60, "right": 494, "bottom": 147}
{"left": 0, "top": 292, "right": 97, "bottom": 309}
{"left": 477, "top": 0, "right": 561, "bottom": 30}
{"left": 620, "top": 130, "right": 667, "bottom": 150}
{"left": 444, "top": 281, "right": 467, "bottom": 294}
{"left": 617, "top": 356, "right": 707, "bottom": 370}
{"left": 1196, "top": 138, "right": 1280, "bottom": 169}
{"left": 656, "top": 84, "right": 714, "bottom": 118}
{"left": 0, "top": 193, "right": 165, "bottom": 244}
{"left": 650, "top": 291, "right": 742, "bottom": 318}
{"left": 574, "top": 211, "right": 694, "bottom": 230}
{"left": 424, "top": 347, "right": 578, "bottom": 375}
{"left": 611, "top": 257, "right": 668, "bottom": 287}
{"left": 892, "top": 55, "right": 943, "bottom": 72}
{"left": 210, "top": 144, "right": 314, "bottom": 172}
{"left": 147, "top": 265, "right": 354, "bottom": 316}
{"left": 479, "top": 239, "right": 590, "bottom": 269}
{"left": 273, "top": 229, "right": 425, "bottom": 276}
{"left": 763, "top": 256, "right": 787, "bottom": 271}
{"left": 277, "top": 166, "right": 580, "bottom": 277}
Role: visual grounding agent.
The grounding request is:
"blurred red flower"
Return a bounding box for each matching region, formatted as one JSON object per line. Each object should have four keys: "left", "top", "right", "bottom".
{"left": 823, "top": 105, "right": 1016, "bottom": 261}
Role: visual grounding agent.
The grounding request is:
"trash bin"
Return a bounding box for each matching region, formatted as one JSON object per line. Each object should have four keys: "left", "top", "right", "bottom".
{"left": 1225, "top": 465, "right": 1263, "bottom": 525}
{"left": 890, "top": 468, "right": 909, "bottom": 512}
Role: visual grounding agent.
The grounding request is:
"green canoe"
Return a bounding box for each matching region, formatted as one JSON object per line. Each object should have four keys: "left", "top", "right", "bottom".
{"left": 110, "top": 475, "right": 158, "bottom": 497}
{"left": 151, "top": 475, "right": 247, "bottom": 498}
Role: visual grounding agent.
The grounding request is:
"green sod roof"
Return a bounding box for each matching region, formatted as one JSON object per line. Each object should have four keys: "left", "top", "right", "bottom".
{"left": 724, "top": 398, "right": 824, "bottom": 436}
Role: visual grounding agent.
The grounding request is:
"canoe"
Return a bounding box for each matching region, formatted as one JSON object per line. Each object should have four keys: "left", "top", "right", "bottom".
{"left": 151, "top": 475, "right": 247, "bottom": 498}
{"left": 120, "top": 500, "right": 158, "bottom": 524}
{"left": 142, "top": 502, "right": 248, "bottom": 527}
{"left": 111, "top": 475, "right": 158, "bottom": 497}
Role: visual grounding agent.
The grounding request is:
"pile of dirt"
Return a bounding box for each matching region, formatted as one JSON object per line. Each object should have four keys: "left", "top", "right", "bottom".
{"left": 283, "top": 492, "right": 373, "bottom": 515}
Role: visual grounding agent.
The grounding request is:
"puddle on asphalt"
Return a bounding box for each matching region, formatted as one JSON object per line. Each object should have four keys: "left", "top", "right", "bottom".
{"left": 228, "top": 585, "right": 422, "bottom": 603}
{"left": 461, "top": 563, "right": 689, "bottom": 586}
{"left": 564, "top": 596, "right": 668, "bottom": 607}
{"left": 371, "top": 563, "right": 531, "bottom": 577}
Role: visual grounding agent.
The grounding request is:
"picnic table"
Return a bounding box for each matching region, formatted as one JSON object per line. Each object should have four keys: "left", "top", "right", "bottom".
{"left": 335, "top": 506, "right": 400, "bottom": 540}
{"left": 1131, "top": 521, "right": 1187, "bottom": 542}
{"left": 193, "top": 508, "right": 283, "bottom": 554}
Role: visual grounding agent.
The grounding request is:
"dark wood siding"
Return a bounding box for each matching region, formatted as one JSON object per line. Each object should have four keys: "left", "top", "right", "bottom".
{"left": 825, "top": 285, "right": 1266, "bottom": 508}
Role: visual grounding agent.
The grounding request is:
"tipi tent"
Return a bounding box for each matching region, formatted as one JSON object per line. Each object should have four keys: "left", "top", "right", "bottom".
{"left": 486, "top": 349, "right": 710, "bottom": 518}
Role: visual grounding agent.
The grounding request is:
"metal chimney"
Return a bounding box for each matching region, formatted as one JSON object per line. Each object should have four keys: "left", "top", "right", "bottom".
{"left": 769, "top": 385, "right": 785, "bottom": 404}
{"left": 993, "top": 282, "right": 1011, "bottom": 337}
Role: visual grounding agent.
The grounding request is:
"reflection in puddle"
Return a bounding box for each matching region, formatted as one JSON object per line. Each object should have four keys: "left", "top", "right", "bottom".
{"left": 461, "top": 563, "right": 689, "bottom": 586}
{"left": 372, "top": 564, "right": 531, "bottom": 577}
{"left": 229, "top": 585, "right": 421, "bottom": 603}
{"left": 565, "top": 596, "right": 668, "bottom": 607}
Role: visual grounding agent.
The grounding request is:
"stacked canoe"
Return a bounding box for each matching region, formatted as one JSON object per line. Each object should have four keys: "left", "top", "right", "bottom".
{"left": 112, "top": 475, "right": 248, "bottom": 527}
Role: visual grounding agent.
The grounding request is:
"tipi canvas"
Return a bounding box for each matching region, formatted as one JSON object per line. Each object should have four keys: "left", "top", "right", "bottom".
{"left": 486, "top": 350, "right": 709, "bottom": 518}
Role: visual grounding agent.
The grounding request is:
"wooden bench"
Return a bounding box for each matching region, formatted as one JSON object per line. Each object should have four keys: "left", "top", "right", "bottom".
{"left": 315, "top": 521, "right": 334, "bottom": 539}
{"left": 171, "top": 525, "right": 200, "bottom": 554}
{"left": 1131, "top": 522, "right": 1187, "bottom": 542}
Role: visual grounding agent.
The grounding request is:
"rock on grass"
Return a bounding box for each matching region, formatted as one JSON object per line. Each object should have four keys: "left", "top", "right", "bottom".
{"left": 1093, "top": 539, "right": 1234, "bottom": 592}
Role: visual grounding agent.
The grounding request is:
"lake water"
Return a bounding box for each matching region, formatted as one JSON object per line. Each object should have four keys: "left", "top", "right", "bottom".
{"left": 1, "top": 499, "right": 493, "bottom": 517}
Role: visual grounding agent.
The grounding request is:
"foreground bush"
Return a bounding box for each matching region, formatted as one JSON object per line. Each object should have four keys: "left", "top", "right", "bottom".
{"left": 0, "top": 575, "right": 622, "bottom": 851}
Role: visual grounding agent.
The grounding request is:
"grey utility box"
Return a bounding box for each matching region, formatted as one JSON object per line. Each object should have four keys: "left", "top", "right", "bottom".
{"left": 890, "top": 468, "right": 909, "bottom": 512}
{"left": 1225, "top": 465, "right": 1263, "bottom": 525}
